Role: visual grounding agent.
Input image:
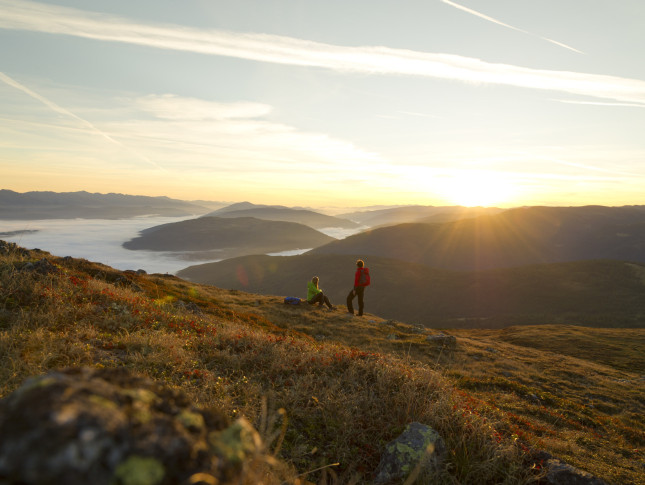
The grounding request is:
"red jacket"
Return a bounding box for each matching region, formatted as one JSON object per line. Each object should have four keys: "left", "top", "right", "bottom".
{"left": 354, "top": 267, "right": 370, "bottom": 287}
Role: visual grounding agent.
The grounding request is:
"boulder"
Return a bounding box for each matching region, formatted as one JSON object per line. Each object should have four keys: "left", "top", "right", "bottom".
{"left": 374, "top": 422, "right": 446, "bottom": 485}
{"left": 542, "top": 459, "right": 610, "bottom": 485}
{"left": 0, "top": 367, "right": 264, "bottom": 485}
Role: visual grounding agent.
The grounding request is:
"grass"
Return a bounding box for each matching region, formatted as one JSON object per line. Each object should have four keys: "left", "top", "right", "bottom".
{"left": 1, "top": 242, "right": 643, "bottom": 484}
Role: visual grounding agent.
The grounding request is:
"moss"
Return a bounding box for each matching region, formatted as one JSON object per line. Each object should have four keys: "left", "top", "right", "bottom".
{"left": 177, "top": 410, "right": 205, "bottom": 431}
{"left": 209, "top": 418, "right": 260, "bottom": 464}
{"left": 122, "top": 388, "right": 159, "bottom": 405}
{"left": 112, "top": 456, "right": 165, "bottom": 485}
{"left": 88, "top": 394, "right": 119, "bottom": 410}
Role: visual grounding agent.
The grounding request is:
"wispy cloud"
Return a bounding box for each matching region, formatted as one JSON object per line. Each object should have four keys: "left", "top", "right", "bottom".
{"left": 99, "top": 94, "right": 384, "bottom": 175}
{"left": 0, "top": 71, "right": 166, "bottom": 171}
{"left": 134, "top": 95, "right": 273, "bottom": 121}
{"left": 440, "top": 0, "right": 584, "bottom": 54}
{"left": 2, "top": 1, "right": 645, "bottom": 105}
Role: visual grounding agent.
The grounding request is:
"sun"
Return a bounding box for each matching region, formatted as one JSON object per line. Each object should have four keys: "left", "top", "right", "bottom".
{"left": 437, "top": 172, "right": 516, "bottom": 207}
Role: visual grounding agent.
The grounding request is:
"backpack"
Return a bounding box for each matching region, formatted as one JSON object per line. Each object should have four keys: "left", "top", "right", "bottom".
{"left": 358, "top": 267, "right": 371, "bottom": 286}
{"left": 283, "top": 296, "right": 301, "bottom": 305}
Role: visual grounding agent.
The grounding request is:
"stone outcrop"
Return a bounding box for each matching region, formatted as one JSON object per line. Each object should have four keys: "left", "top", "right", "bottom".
{"left": 0, "top": 367, "right": 265, "bottom": 485}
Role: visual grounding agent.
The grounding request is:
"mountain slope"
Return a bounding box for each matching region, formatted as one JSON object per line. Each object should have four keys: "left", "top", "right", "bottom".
{"left": 1, "top": 241, "right": 642, "bottom": 484}
{"left": 205, "top": 203, "right": 359, "bottom": 229}
{"left": 310, "top": 205, "right": 645, "bottom": 270}
{"left": 178, "top": 254, "right": 645, "bottom": 328}
{"left": 0, "top": 189, "right": 212, "bottom": 219}
{"left": 123, "top": 216, "right": 335, "bottom": 260}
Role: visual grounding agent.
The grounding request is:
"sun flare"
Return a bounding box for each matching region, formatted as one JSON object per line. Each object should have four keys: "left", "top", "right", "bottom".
{"left": 438, "top": 172, "right": 516, "bottom": 207}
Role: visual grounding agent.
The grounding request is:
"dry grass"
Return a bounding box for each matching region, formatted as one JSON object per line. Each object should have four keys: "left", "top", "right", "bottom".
{"left": 1, "top": 242, "right": 643, "bottom": 484}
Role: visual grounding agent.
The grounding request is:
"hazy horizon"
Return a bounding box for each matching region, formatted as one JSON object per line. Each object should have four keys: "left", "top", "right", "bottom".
{"left": 1, "top": 1, "right": 644, "bottom": 208}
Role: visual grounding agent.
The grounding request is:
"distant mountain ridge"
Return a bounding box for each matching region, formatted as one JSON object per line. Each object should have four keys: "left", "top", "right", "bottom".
{"left": 206, "top": 202, "right": 359, "bottom": 229}
{"left": 311, "top": 205, "right": 645, "bottom": 270}
{"left": 123, "top": 216, "right": 335, "bottom": 260}
{"left": 0, "top": 189, "right": 218, "bottom": 219}
{"left": 339, "top": 205, "right": 505, "bottom": 226}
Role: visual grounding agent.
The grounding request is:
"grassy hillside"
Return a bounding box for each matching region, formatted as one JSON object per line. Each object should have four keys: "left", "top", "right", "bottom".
{"left": 123, "top": 216, "right": 335, "bottom": 260}
{"left": 1, "top": 242, "right": 643, "bottom": 484}
{"left": 311, "top": 206, "right": 645, "bottom": 270}
{"left": 178, "top": 254, "right": 645, "bottom": 328}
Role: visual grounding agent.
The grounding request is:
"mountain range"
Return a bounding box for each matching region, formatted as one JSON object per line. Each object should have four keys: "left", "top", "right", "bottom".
{"left": 311, "top": 205, "right": 645, "bottom": 270}
{"left": 177, "top": 205, "right": 645, "bottom": 328}
{"left": 0, "top": 190, "right": 223, "bottom": 219}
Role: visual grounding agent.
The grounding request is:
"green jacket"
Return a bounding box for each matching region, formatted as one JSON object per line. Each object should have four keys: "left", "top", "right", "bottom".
{"left": 307, "top": 281, "right": 322, "bottom": 301}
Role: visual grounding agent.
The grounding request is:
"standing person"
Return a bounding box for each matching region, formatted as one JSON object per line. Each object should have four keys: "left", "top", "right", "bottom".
{"left": 347, "top": 259, "right": 370, "bottom": 316}
{"left": 307, "top": 276, "right": 334, "bottom": 310}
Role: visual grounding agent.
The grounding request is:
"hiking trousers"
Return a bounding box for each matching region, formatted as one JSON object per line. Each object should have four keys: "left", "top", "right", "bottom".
{"left": 308, "top": 292, "right": 333, "bottom": 309}
{"left": 347, "top": 286, "right": 365, "bottom": 316}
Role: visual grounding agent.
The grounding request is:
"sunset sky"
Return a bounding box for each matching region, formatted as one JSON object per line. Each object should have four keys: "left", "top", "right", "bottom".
{"left": 1, "top": 0, "right": 644, "bottom": 209}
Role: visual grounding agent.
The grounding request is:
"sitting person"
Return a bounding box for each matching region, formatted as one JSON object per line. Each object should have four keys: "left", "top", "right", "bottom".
{"left": 307, "top": 276, "right": 334, "bottom": 310}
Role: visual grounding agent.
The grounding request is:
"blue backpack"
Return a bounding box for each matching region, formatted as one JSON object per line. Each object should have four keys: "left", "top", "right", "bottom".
{"left": 283, "top": 296, "right": 301, "bottom": 305}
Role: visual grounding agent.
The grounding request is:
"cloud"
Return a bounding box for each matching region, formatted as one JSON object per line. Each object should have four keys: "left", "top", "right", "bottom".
{"left": 116, "top": 94, "right": 384, "bottom": 170}
{"left": 3, "top": 1, "right": 645, "bottom": 105}
{"left": 134, "top": 95, "right": 273, "bottom": 121}
{"left": 440, "top": 0, "right": 584, "bottom": 54}
{"left": 0, "top": 71, "right": 166, "bottom": 171}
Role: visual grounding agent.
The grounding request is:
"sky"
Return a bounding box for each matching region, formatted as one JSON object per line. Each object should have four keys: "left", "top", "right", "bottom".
{"left": 1, "top": 0, "right": 644, "bottom": 210}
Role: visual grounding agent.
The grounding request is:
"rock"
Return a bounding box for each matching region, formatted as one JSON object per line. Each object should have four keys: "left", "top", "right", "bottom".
{"left": 0, "top": 240, "right": 30, "bottom": 257}
{"left": 374, "top": 422, "right": 446, "bottom": 485}
{"left": 21, "top": 258, "right": 58, "bottom": 275}
{"left": 185, "top": 302, "right": 203, "bottom": 315}
{"left": 0, "top": 367, "right": 264, "bottom": 485}
{"left": 528, "top": 394, "right": 542, "bottom": 405}
{"left": 426, "top": 334, "right": 456, "bottom": 347}
{"left": 113, "top": 275, "right": 142, "bottom": 292}
{"left": 542, "top": 459, "right": 610, "bottom": 485}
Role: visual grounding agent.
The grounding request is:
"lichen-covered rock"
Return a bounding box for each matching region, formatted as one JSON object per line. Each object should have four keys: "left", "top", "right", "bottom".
{"left": 0, "top": 367, "right": 263, "bottom": 485}
{"left": 374, "top": 422, "right": 446, "bottom": 485}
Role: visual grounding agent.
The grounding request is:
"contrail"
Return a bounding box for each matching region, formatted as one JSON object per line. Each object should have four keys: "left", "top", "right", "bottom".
{"left": 552, "top": 98, "right": 645, "bottom": 108}
{"left": 441, "top": 0, "right": 585, "bottom": 54}
{"left": 0, "top": 71, "right": 166, "bottom": 171}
